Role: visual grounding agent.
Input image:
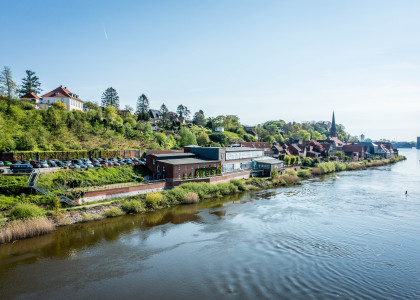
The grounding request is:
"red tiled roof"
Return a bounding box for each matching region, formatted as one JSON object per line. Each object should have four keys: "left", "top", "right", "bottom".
{"left": 41, "top": 86, "right": 83, "bottom": 102}
{"left": 20, "top": 93, "right": 40, "bottom": 99}
{"left": 343, "top": 145, "right": 364, "bottom": 153}
{"left": 327, "top": 137, "right": 344, "bottom": 147}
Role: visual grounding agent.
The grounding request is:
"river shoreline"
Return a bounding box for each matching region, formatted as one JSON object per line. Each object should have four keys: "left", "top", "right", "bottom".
{"left": 0, "top": 156, "right": 406, "bottom": 244}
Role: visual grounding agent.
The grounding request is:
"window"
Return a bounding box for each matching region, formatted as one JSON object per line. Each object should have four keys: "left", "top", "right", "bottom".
{"left": 185, "top": 165, "right": 187, "bottom": 170}
{"left": 192, "top": 165, "right": 194, "bottom": 169}
{"left": 153, "top": 159, "right": 155, "bottom": 165}
{"left": 221, "top": 153, "right": 224, "bottom": 159}
{"left": 162, "top": 166, "right": 165, "bottom": 172}
{"left": 178, "top": 174, "right": 181, "bottom": 179}
{"left": 197, "top": 164, "right": 200, "bottom": 169}
{"left": 214, "top": 163, "right": 216, "bottom": 167}
{"left": 157, "top": 165, "right": 160, "bottom": 172}
{"left": 178, "top": 165, "right": 180, "bottom": 170}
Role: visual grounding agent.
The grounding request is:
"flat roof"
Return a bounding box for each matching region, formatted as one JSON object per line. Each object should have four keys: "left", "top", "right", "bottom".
{"left": 157, "top": 157, "right": 220, "bottom": 165}
{"left": 225, "top": 147, "right": 263, "bottom": 152}
{"left": 253, "top": 158, "right": 283, "bottom": 165}
{"left": 153, "top": 153, "right": 197, "bottom": 158}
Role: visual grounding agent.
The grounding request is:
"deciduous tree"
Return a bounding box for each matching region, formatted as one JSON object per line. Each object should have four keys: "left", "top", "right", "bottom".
{"left": 0, "top": 66, "right": 17, "bottom": 98}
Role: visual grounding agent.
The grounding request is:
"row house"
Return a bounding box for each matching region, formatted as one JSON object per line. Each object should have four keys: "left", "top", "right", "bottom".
{"left": 342, "top": 145, "right": 367, "bottom": 161}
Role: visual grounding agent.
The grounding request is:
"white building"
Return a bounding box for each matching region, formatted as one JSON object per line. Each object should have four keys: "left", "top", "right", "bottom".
{"left": 38, "top": 86, "right": 84, "bottom": 111}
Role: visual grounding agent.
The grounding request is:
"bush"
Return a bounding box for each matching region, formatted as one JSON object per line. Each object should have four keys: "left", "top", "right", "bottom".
{"left": 302, "top": 157, "right": 313, "bottom": 167}
{"left": 183, "top": 192, "right": 199, "bottom": 204}
{"left": 285, "top": 169, "right": 298, "bottom": 176}
{"left": 121, "top": 199, "right": 143, "bottom": 213}
{"left": 215, "top": 182, "right": 238, "bottom": 195}
{"left": 230, "top": 179, "right": 247, "bottom": 191}
{"left": 9, "top": 203, "right": 46, "bottom": 220}
{"left": 297, "top": 169, "right": 312, "bottom": 178}
{"left": 145, "top": 192, "right": 163, "bottom": 209}
{"left": 163, "top": 188, "right": 187, "bottom": 204}
{"left": 104, "top": 207, "right": 124, "bottom": 217}
{"left": 311, "top": 168, "right": 324, "bottom": 175}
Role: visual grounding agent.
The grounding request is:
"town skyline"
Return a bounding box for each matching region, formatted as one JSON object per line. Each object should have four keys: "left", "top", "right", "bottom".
{"left": 2, "top": 0, "right": 420, "bottom": 141}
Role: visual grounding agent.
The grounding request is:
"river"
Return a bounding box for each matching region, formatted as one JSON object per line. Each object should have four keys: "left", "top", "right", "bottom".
{"left": 0, "top": 149, "right": 419, "bottom": 299}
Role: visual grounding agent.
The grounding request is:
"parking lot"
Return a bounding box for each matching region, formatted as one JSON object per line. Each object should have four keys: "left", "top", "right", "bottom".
{"left": 0, "top": 157, "right": 145, "bottom": 175}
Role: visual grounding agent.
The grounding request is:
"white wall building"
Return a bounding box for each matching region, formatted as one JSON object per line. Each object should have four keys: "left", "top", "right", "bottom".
{"left": 38, "top": 85, "right": 84, "bottom": 111}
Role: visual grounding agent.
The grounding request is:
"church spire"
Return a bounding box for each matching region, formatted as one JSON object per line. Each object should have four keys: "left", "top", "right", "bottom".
{"left": 330, "top": 111, "right": 337, "bottom": 137}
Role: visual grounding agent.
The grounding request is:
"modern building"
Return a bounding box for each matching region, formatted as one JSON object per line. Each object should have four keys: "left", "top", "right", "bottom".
{"left": 417, "top": 137, "right": 420, "bottom": 149}
{"left": 253, "top": 158, "right": 284, "bottom": 176}
{"left": 240, "top": 142, "right": 274, "bottom": 157}
{"left": 39, "top": 86, "right": 84, "bottom": 111}
{"left": 146, "top": 152, "right": 221, "bottom": 180}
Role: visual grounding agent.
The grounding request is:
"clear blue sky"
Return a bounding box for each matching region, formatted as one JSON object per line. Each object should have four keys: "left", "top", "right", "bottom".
{"left": 2, "top": 0, "right": 420, "bottom": 141}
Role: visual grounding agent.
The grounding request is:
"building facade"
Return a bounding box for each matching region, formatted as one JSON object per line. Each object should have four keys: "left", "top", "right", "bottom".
{"left": 39, "top": 86, "right": 84, "bottom": 111}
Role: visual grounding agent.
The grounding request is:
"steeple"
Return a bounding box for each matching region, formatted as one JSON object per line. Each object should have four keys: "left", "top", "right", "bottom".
{"left": 330, "top": 111, "right": 337, "bottom": 137}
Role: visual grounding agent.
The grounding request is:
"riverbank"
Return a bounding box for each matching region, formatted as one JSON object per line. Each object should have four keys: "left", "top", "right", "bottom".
{"left": 0, "top": 155, "right": 406, "bottom": 244}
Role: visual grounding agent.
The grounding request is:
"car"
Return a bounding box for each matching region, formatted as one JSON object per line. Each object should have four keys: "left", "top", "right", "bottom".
{"left": 56, "top": 161, "right": 65, "bottom": 168}
{"left": 11, "top": 163, "right": 34, "bottom": 173}
{"left": 0, "top": 161, "right": 4, "bottom": 166}
{"left": 23, "top": 161, "right": 31, "bottom": 165}
{"left": 113, "top": 162, "right": 121, "bottom": 166}
{"left": 70, "top": 164, "right": 81, "bottom": 170}
{"left": 48, "top": 161, "right": 57, "bottom": 167}
{"left": 0, "top": 169, "right": 4, "bottom": 174}
{"left": 33, "top": 162, "right": 42, "bottom": 168}
{"left": 86, "top": 163, "right": 95, "bottom": 169}
{"left": 4, "top": 161, "right": 12, "bottom": 166}
{"left": 41, "top": 162, "right": 49, "bottom": 168}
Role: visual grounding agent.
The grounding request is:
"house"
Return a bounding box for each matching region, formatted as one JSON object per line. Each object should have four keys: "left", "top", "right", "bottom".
{"left": 20, "top": 93, "right": 40, "bottom": 102}
{"left": 214, "top": 127, "right": 224, "bottom": 132}
{"left": 39, "top": 86, "right": 84, "bottom": 111}
{"left": 240, "top": 142, "right": 274, "bottom": 157}
{"left": 271, "top": 144, "right": 289, "bottom": 158}
{"left": 149, "top": 109, "right": 162, "bottom": 125}
{"left": 146, "top": 152, "right": 221, "bottom": 180}
{"left": 253, "top": 158, "right": 284, "bottom": 176}
{"left": 343, "top": 145, "right": 366, "bottom": 161}
{"left": 288, "top": 144, "right": 305, "bottom": 157}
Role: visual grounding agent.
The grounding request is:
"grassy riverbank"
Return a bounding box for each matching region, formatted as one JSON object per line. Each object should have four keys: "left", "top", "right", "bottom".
{"left": 0, "top": 155, "right": 406, "bottom": 244}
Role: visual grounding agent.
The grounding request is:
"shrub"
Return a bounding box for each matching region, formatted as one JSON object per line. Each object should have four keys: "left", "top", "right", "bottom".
{"left": 215, "top": 182, "right": 238, "bottom": 195}
{"left": 230, "top": 179, "right": 247, "bottom": 191}
{"left": 285, "top": 169, "right": 298, "bottom": 176}
{"left": 145, "top": 192, "right": 163, "bottom": 209}
{"left": 247, "top": 177, "right": 270, "bottom": 188}
{"left": 121, "top": 199, "right": 143, "bottom": 213}
{"left": 302, "top": 157, "right": 313, "bottom": 167}
{"left": 104, "top": 207, "right": 124, "bottom": 217}
{"left": 9, "top": 203, "right": 46, "bottom": 220}
{"left": 163, "top": 188, "right": 187, "bottom": 204}
{"left": 311, "top": 167, "right": 324, "bottom": 175}
{"left": 297, "top": 169, "right": 312, "bottom": 178}
{"left": 278, "top": 174, "right": 300, "bottom": 186}
{"left": 183, "top": 192, "right": 199, "bottom": 204}
{"left": 0, "top": 217, "right": 55, "bottom": 244}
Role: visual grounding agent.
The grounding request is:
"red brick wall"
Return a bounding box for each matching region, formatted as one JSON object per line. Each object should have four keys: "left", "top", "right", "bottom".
{"left": 83, "top": 182, "right": 166, "bottom": 198}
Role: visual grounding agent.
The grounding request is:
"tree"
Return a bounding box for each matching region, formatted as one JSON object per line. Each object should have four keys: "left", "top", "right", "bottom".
{"left": 159, "top": 103, "right": 170, "bottom": 128}
{"left": 0, "top": 66, "right": 17, "bottom": 98}
{"left": 296, "top": 130, "right": 311, "bottom": 142}
{"left": 334, "top": 151, "right": 345, "bottom": 160}
{"left": 104, "top": 105, "right": 118, "bottom": 122}
{"left": 192, "top": 111, "right": 206, "bottom": 127}
{"left": 54, "top": 101, "right": 67, "bottom": 110}
{"left": 136, "top": 94, "right": 150, "bottom": 121}
{"left": 197, "top": 132, "right": 210, "bottom": 147}
{"left": 177, "top": 105, "right": 191, "bottom": 120}
{"left": 179, "top": 127, "right": 197, "bottom": 146}
{"left": 101, "top": 87, "right": 119, "bottom": 109}
{"left": 19, "top": 70, "right": 42, "bottom": 95}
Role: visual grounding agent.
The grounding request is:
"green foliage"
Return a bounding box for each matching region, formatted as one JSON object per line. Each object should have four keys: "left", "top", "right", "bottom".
{"left": 0, "top": 175, "right": 28, "bottom": 195}
{"left": 121, "top": 199, "right": 143, "bottom": 213}
{"left": 230, "top": 179, "right": 247, "bottom": 191}
{"left": 179, "top": 127, "right": 197, "bottom": 146}
{"left": 19, "top": 70, "right": 42, "bottom": 95}
{"left": 162, "top": 188, "right": 187, "bottom": 204}
{"left": 104, "top": 207, "right": 124, "bottom": 217}
{"left": 197, "top": 131, "right": 210, "bottom": 147}
{"left": 37, "top": 165, "right": 146, "bottom": 188}
{"left": 302, "top": 157, "right": 313, "bottom": 167}
{"left": 334, "top": 151, "right": 345, "bottom": 160}
{"left": 145, "top": 192, "right": 163, "bottom": 208}
{"left": 297, "top": 169, "right": 312, "bottom": 178}
{"left": 101, "top": 87, "right": 119, "bottom": 109}
{"left": 9, "top": 203, "right": 46, "bottom": 220}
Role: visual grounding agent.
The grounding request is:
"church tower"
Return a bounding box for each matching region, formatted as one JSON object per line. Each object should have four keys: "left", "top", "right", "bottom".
{"left": 330, "top": 111, "right": 337, "bottom": 137}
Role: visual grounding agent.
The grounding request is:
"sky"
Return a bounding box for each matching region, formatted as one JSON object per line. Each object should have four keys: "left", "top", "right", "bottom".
{"left": 1, "top": 0, "right": 420, "bottom": 141}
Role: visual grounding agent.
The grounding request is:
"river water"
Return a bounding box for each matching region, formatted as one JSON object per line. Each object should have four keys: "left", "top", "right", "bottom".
{"left": 0, "top": 149, "right": 419, "bottom": 299}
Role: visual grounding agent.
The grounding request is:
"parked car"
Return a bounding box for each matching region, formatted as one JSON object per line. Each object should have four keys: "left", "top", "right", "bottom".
{"left": 0, "top": 169, "right": 4, "bottom": 174}
{"left": 48, "top": 161, "right": 57, "bottom": 167}
{"left": 70, "top": 164, "right": 81, "bottom": 170}
{"left": 93, "top": 162, "right": 101, "bottom": 168}
{"left": 86, "top": 163, "right": 94, "bottom": 169}
{"left": 4, "top": 161, "right": 12, "bottom": 166}
{"left": 0, "top": 161, "right": 4, "bottom": 166}
{"left": 33, "top": 162, "right": 42, "bottom": 168}
{"left": 41, "top": 161, "right": 49, "bottom": 168}
{"left": 11, "top": 163, "right": 34, "bottom": 173}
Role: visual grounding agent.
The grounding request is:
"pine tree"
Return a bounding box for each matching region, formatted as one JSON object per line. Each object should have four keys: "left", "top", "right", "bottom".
{"left": 159, "top": 103, "right": 170, "bottom": 128}
{"left": 136, "top": 94, "right": 150, "bottom": 121}
{"left": 176, "top": 105, "right": 185, "bottom": 117}
{"left": 19, "top": 70, "right": 42, "bottom": 95}
{"left": 101, "top": 87, "right": 119, "bottom": 109}
{"left": 0, "top": 66, "right": 17, "bottom": 98}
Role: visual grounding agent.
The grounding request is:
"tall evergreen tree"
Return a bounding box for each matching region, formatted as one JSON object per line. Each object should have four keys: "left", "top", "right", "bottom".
{"left": 0, "top": 66, "right": 17, "bottom": 98}
{"left": 159, "top": 103, "right": 170, "bottom": 128}
{"left": 101, "top": 87, "right": 119, "bottom": 109}
{"left": 19, "top": 70, "right": 42, "bottom": 95}
{"left": 176, "top": 104, "right": 185, "bottom": 117}
{"left": 136, "top": 94, "right": 150, "bottom": 121}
